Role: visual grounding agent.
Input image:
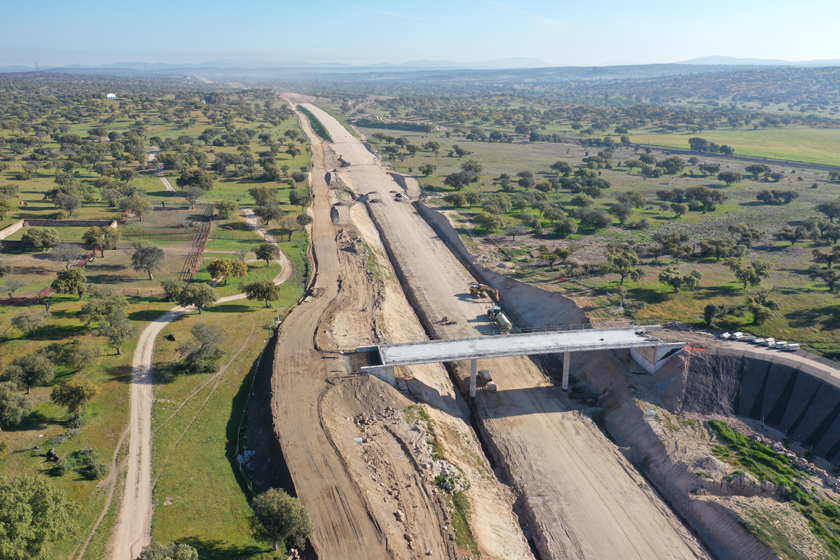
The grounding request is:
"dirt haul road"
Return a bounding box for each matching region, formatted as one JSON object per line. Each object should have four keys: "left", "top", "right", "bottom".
{"left": 301, "top": 102, "right": 711, "bottom": 560}
{"left": 267, "top": 103, "right": 534, "bottom": 560}
{"left": 269, "top": 114, "right": 441, "bottom": 560}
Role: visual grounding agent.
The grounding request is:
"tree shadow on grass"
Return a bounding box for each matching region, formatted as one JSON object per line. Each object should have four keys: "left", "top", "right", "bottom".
{"left": 32, "top": 323, "right": 87, "bottom": 341}
{"left": 128, "top": 309, "right": 168, "bottom": 322}
{"left": 785, "top": 306, "right": 840, "bottom": 331}
{"left": 105, "top": 364, "right": 133, "bottom": 384}
{"left": 764, "top": 244, "right": 797, "bottom": 253}
{"left": 14, "top": 410, "right": 54, "bottom": 432}
{"left": 179, "top": 537, "right": 268, "bottom": 560}
{"left": 222, "top": 220, "right": 253, "bottom": 233}
{"left": 84, "top": 272, "right": 125, "bottom": 285}
{"left": 206, "top": 304, "right": 256, "bottom": 314}
{"left": 627, "top": 287, "right": 670, "bottom": 305}
{"left": 144, "top": 189, "right": 172, "bottom": 198}
{"left": 699, "top": 285, "right": 742, "bottom": 297}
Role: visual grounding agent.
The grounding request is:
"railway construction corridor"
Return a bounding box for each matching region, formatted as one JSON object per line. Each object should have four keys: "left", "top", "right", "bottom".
{"left": 300, "top": 102, "right": 710, "bottom": 560}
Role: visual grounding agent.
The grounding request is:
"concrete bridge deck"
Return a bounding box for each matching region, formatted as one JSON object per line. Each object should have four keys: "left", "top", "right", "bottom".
{"left": 375, "top": 326, "right": 666, "bottom": 367}
{"left": 358, "top": 326, "right": 685, "bottom": 395}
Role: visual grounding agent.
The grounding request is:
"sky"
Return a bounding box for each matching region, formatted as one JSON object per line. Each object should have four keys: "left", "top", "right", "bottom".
{"left": 2, "top": 0, "right": 839, "bottom": 67}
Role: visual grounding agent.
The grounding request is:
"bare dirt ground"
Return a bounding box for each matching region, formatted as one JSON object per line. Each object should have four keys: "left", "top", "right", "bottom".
{"left": 106, "top": 207, "right": 290, "bottom": 560}
{"left": 265, "top": 104, "right": 534, "bottom": 560}
{"left": 570, "top": 333, "right": 840, "bottom": 559}
{"left": 347, "top": 198, "right": 535, "bottom": 560}
{"left": 303, "top": 102, "right": 711, "bottom": 560}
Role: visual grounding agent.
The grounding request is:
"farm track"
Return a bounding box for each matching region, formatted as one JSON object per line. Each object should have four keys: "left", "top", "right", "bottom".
{"left": 104, "top": 166, "right": 292, "bottom": 559}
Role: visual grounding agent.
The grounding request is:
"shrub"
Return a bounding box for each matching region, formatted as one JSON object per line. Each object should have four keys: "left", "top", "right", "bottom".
{"left": 50, "top": 460, "right": 69, "bottom": 477}
{"left": 68, "top": 414, "right": 84, "bottom": 429}
{"left": 81, "top": 462, "right": 107, "bottom": 480}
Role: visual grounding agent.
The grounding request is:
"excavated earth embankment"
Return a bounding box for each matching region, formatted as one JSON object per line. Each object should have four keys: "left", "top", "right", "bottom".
{"left": 566, "top": 334, "right": 840, "bottom": 560}
{"left": 675, "top": 347, "right": 840, "bottom": 464}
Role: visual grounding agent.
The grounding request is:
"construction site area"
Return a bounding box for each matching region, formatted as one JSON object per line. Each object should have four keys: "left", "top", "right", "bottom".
{"left": 241, "top": 98, "right": 840, "bottom": 560}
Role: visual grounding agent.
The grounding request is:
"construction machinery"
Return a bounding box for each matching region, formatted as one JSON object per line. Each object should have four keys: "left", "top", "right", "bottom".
{"left": 469, "top": 283, "right": 499, "bottom": 302}
{"left": 488, "top": 306, "right": 513, "bottom": 333}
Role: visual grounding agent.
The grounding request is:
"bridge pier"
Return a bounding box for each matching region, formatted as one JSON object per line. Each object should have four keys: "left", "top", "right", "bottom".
{"left": 470, "top": 358, "right": 477, "bottom": 399}
{"left": 562, "top": 351, "right": 570, "bottom": 391}
{"left": 357, "top": 327, "right": 684, "bottom": 398}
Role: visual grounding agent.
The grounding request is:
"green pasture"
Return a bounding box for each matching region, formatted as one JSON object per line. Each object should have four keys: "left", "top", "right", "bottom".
{"left": 630, "top": 127, "right": 840, "bottom": 167}
{"left": 149, "top": 243, "right": 306, "bottom": 559}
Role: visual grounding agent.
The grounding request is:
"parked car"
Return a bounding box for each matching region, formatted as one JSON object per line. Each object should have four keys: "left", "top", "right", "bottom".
{"left": 775, "top": 341, "right": 788, "bottom": 349}
{"left": 786, "top": 343, "right": 801, "bottom": 351}
{"left": 764, "top": 338, "right": 776, "bottom": 347}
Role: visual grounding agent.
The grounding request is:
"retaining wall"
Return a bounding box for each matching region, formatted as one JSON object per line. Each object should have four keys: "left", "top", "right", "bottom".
{"left": 413, "top": 201, "right": 589, "bottom": 330}
{"left": 24, "top": 219, "right": 116, "bottom": 227}
{"left": 681, "top": 347, "right": 840, "bottom": 465}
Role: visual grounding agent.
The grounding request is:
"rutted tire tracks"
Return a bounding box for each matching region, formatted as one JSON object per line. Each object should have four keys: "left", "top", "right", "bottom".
{"left": 101, "top": 204, "right": 292, "bottom": 560}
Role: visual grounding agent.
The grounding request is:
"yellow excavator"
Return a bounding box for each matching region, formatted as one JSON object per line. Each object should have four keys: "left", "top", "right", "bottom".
{"left": 469, "top": 283, "right": 499, "bottom": 302}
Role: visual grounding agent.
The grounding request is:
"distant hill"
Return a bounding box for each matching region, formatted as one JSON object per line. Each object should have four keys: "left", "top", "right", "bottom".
{"left": 0, "top": 57, "right": 552, "bottom": 74}
{"left": 681, "top": 56, "right": 840, "bottom": 67}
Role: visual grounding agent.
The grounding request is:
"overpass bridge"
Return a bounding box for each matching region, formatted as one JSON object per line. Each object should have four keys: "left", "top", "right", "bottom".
{"left": 356, "top": 326, "right": 685, "bottom": 397}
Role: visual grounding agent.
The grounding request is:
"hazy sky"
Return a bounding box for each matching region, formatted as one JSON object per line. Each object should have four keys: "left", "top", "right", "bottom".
{"left": 2, "top": 0, "right": 839, "bottom": 67}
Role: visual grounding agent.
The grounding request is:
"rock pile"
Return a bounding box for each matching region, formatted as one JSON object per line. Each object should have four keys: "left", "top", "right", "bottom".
{"left": 750, "top": 435, "right": 840, "bottom": 492}
{"left": 662, "top": 320, "right": 692, "bottom": 331}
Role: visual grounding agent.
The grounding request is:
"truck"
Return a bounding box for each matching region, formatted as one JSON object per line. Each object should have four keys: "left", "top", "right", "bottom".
{"left": 488, "top": 306, "right": 513, "bottom": 333}
{"left": 469, "top": 283, "right": 500, "bottom": 302}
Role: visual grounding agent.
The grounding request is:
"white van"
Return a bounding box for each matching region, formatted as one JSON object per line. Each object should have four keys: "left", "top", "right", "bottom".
{"left": 786, "top": 343, "right": 801, "bottom": 351}
{"left": 754, "top": 338, "right": 765, "bottom": 345}
{"left": 732, "top": 332, "right": 744, "bottom": 340}
{"left": 775, "top": 341, "right": 788, "bottom": 350}
{"left": 764, "top": 338, "right": 776, "bottom": 347}
{"left": 742, "top": 336, "right": 756, "bottom": 343}
{"left": 720, "top": 332, "right": 731, "bottom": 340}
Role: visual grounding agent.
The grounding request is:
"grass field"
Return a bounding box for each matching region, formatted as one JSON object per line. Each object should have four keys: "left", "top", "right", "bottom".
{"left": 630, "top": 128, "right": 840, "bottom": 167}
{"left": 0, "top": 196, "right": 309, "bottom": 559}
{"left": 149, "top": 232, "right": 307, "bottom": 559}
{"left": 0, "top": 292, "right": 173, "bottom": 559}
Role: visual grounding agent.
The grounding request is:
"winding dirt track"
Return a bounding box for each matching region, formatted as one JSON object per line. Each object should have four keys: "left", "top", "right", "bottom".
{"left": 268, "top": 111, "right": 396, "bottom": 559}
{"left": 106, "top": 207, "right": 290, "bottom": 560}
{"left": 301, "top": 103, "right": 711, "bottom": 560}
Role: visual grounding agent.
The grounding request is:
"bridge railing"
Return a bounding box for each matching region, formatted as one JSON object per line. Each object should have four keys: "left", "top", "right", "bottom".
{"left": 382, "top": 324, "right": 663, "bottom": 347}
{"left": 381, "top": 338, "right": 685, "bottom": 368}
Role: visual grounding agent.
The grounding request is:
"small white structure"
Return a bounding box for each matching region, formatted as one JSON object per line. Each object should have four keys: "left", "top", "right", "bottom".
{"left": 106, "top": 93, "right": 117, "bottom": 100}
